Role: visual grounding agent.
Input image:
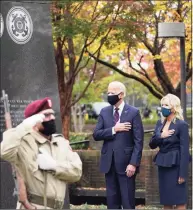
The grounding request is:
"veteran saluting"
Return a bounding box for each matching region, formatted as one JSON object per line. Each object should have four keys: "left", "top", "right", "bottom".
{"left": 1, "top": 97, "right": 82, "bottom": 209}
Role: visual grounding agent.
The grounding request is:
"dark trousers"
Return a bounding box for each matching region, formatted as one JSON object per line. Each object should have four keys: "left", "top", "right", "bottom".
{"left": 105, "top": 156, "right": 136, "bottom": 209}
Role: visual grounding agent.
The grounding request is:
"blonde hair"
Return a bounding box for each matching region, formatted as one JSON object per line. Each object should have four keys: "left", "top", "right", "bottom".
{"left": 160, "top": 93, "right": 184, "bottom": 122}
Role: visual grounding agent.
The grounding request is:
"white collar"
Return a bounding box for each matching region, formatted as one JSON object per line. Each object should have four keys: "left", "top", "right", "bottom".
{"left": 114, "top": 101, "right": 125, "bottom": 113}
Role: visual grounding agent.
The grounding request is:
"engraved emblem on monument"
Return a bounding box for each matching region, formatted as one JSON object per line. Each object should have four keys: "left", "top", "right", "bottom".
{"left": 6, "top": 6, "right": 33, "bottom": 44}
{"left": 0, "top": 13, "right": 4, "bottom": 37}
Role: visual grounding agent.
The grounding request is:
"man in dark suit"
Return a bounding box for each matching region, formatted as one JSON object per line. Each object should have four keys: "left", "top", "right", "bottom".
{"left": 93, "top": 81, "right": 144, "bottom": 209}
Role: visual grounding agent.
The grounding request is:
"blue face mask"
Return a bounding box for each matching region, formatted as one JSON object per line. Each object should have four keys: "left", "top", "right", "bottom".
{"left": 161, "top": 107, "right": 172, "bottom": 117}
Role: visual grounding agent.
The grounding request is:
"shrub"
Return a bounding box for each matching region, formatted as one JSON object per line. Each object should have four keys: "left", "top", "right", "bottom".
{"left": 69, "top": 132, "right": 91, "bottom": 150}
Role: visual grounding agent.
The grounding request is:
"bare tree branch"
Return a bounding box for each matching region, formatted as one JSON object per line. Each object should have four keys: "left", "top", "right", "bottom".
{"left": 70, "top": 42, "right": 102, "bottom": 107}
{"left": 181, "top": 6, "right": 190, "bottom": 21}
{"left": 72, "top": 1, "right": 85, "bottom": 16}
{"left": 61, "top": 36, "right": 66, "bottom": 47}
{"left": 141, "top": 38, "right": 154, "bottom": 54}
{"left": 85, "top": 1, "right": 120, "bottom": 47}
{"left": 88, "top": 51, "right": 163, "bottom": 99}
{"left": 186, "top": 67, "right": 192, "bottom": 81}
{"left": 158, "top": 39, "right": 166, "bottom": 53}
{"left": 186, "top": 51, "right": 192, "bottom": 71}
{"left": 84, "top": 12, "right": 110, "bottom": 48}
{"left": 174, "top": 51, "right": 192, "bottom": 92}
{"left": 74, "top": 5, "right": 116, "bottom": 75}
{"left": 127, "top": 46, "right": 164, "bottom": 95}
{"left": 74, "top": 38, "right": 88, "bottom": 72}
{"left": 137, "top": 59, "right": 164, "bottom": 94}
{"left": 63, "top": 40, "right": 70, "bottom": 57}
{"left": 68, "top": 1, "right": 121, "bottom": 106}
{"left": 55, "top": 37, "right": 65, "bottom": 93}
{"left": 139, "top": 18, "right": 174, "bottom": 93}
{"left": 74, "top": 56, "right": 91, "bottom": 78}
{"left": 91, "top": 1, "right": 100, "bottom": 21}
{"left": 70, "top": 9, "right": 118, "bottom": 106}
{"left": 127, "top": 47, "right": 146, "bottom": 77}
{"left": 176, "top": 0, "right": 183, "bottom": 21}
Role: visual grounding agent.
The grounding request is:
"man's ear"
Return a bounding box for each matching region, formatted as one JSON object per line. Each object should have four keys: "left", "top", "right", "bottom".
{"left": 119, "top": 92, "right": 124, "bottom": 99}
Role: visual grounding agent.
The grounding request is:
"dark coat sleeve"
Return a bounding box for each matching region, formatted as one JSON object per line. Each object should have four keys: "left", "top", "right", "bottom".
{"left": 179, "top": 122, "right": 189, "bottom": 180}
{"left": 149, "top": 120, "right": 163, "bottom": 149}
{"left": 129, "top": 110, "right": 144, "bottom": 166}
{"left": 93, "top": 111, "right": 113, "bottom": 141}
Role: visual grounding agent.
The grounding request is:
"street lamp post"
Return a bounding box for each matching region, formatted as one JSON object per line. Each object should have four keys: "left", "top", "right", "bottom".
{"left": 158, "top": 22, "right": 187, "bottom": 121}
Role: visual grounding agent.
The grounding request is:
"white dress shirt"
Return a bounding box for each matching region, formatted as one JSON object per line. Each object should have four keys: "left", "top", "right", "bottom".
{"left": 112, "top": 101, "right": 125, "bottom": 135}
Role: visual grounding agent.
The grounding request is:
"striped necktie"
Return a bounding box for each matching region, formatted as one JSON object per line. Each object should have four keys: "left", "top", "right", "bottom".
{"left": 114, "top": 107, "right": 119, "bottom": 124}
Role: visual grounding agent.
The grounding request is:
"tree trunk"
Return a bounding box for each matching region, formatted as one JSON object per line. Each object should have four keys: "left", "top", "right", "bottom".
{"left": 62, "top": 111, "right": 71, "bottom": 140}
{"left": 59, "top": 85, "right": 73, "bottom": 139}
{"left": 71, "top": 105, "right": 78, "bottom": 132}
{"left": 55, "top": 36, "right": 76, "bottom": 139}
{"left": 174, "top": 89, "right": 181, "bottom": 99}
{"left": 153, "top": 59, "right": 175, "bottom": 94}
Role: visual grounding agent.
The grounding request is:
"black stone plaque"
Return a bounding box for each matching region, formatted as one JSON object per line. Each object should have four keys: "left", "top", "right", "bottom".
{"left": 0, "top": 1, "right": 62, "bottom": 133}
{"left": 0, "top": 100, "right": 33, "bottom": 135}
{"left": 0, "top": 1, "right": 69, "bottom": 209}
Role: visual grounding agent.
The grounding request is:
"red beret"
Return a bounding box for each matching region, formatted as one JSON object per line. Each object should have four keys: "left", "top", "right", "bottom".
{"left": 24, "top": 97, "right": 52, "bottom": 118}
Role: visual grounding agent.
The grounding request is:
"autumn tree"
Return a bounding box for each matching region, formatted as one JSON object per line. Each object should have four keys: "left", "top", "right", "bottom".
{"left": 88, "top": 0, "right": 192, "bottom": 99}
{"left": 51, "top": 1, "right": 191, "bottom": 138}
{"left": 51, "top": 1, "right": 123, "bottom": 138}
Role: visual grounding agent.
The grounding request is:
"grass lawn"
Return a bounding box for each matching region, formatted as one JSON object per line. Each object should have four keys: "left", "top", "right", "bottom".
{"left": 70, "top": 204, "right": 162, "bottom": 209}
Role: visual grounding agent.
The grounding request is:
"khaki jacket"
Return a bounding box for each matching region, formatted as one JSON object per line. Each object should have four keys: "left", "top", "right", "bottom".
{"left": 1, "top": 123, "right": 82, "bottom": 208}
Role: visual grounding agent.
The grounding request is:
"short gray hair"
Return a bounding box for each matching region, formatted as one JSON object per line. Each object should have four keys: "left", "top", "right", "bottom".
{"left": 108, "top": 81, "right": 126, "bottom": 97}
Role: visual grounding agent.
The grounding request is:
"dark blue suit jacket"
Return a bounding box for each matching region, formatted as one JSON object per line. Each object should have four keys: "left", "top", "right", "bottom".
{"left": 149, "top": 119, "right": 190, "bottom": 180}
{"left": 93, "top": 104, "right": 144, "bottom": 174}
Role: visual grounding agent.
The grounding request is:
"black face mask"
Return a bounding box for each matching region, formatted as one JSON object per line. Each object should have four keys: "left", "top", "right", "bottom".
{"left": 107, "top": 93, "right": 121, "bottom": 106}
{"left": 40, "top": 120, "right": 56, "bottom": 136}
